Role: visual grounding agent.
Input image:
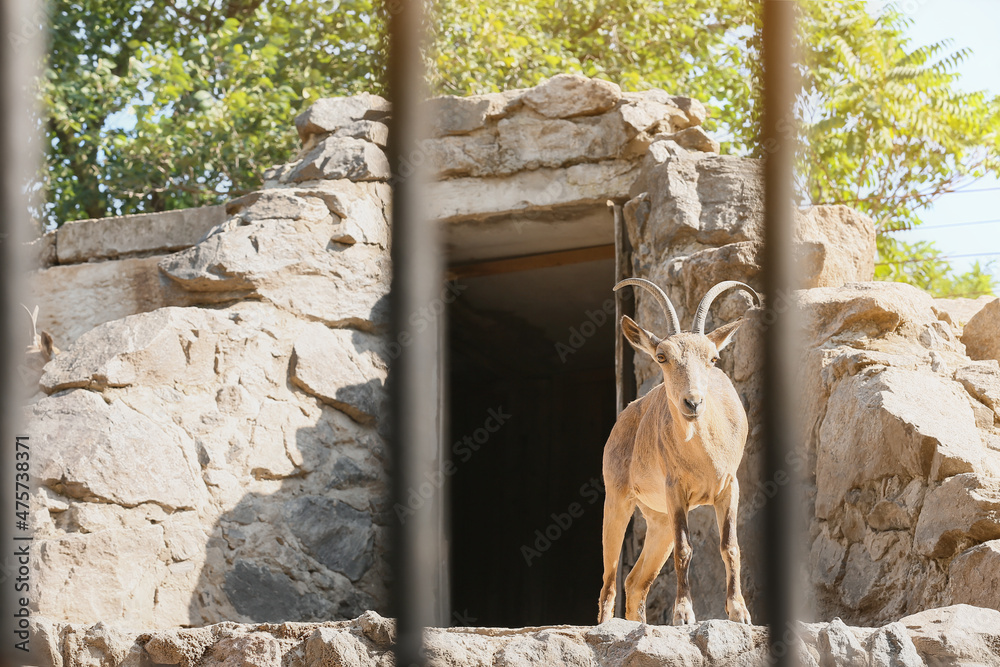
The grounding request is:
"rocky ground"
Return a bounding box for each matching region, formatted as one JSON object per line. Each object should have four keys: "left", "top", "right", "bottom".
{"left": 28, "top": 604, "right": 1000, "bottom": 666}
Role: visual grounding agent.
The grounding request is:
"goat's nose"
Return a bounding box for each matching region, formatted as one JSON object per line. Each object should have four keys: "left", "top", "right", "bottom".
{"left": 683, "top": 397, "right": 703, "bottom": 414}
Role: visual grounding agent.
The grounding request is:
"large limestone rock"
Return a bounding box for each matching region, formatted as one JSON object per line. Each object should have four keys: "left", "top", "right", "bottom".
{"left": 28, "top": 256, "right": 206, "bottom": 347}
{"left": 294, "top": 93, "right": 391, "bottom": 143}
{"left": 286, "top": 136, "right": 390, "bottom": 182}
{"left": 40, "top": 307, "right": 227, "bottom": 392}
{"left": 521, "top": 73, "right": 622, "bottom": 118}
{"left": 159, "top": 185, "right": 391, "bottom": 330}
{"left": 955, "top": 360, "right": 1000, "bottom": 420}
{"left": 945, "top": 541, "right": 1000, "bottom": 608}
{"left": 291, "top": 323, "right": 388, "bottom": 424}
{"left": 273, "top": 77, "right": 714, "bottom": 197}
{"left": 795, "top": 205, "right": 876, "bottom": 288}
{"left": 914, "top": 474, "right": 1000, "bottom": 558}
{"left": 24, "top": 206, "right": 234, "bottom": 348}
{"left": 28, "top": 389, "right": 207, "bottom": 510}
{"left": 624, "top": 150, "right": 874, "bottom": 300}
{"left": 28, "top": 299, "right": 390, "bottom": 627}
{"left": 496, "top": 112, "right": 631, "bottom": 170}
{"left": 794, "top": 282, "right": 1000, "bottom": 623}
{"left": 425, "top": 91, "right": 516, "bottom": 136}
{"left": 26, "top": 607, "right": 1000, "bottom": 667}
{"left": 962, "top": 298, "right": 1000, "bottom": 362}
{"left": 816, "top": 368, "right": 986, "bottom": 519}
{"left": 427, "top": 161, "right": 643, "bottom": 223}
{"left": 900, "top": 604, "right": 1000, "bottom": 665}
{"left": 933, "top": 294, "right": 994, "bottom": 333}
{"left": 35, "top": 525, "right": 166, "bottom": 627}
{"left": 378, "top": 82, "right": 715, "bottom": 211}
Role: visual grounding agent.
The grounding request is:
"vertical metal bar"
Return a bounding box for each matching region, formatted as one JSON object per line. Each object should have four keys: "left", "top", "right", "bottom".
{"left": 386, "top": 1, "right": 445, "bottom": 665}
{"left": 2, "top": 1, "right": 43, "bottom": 665}
{"left": 761, "top": 0, "right": 798, "bottom": 664}
{"left": 611, "top": 201, "right": 635, "bottom": 619}
{"left": 612, "top": 202, "right": 635, "bottom": 418}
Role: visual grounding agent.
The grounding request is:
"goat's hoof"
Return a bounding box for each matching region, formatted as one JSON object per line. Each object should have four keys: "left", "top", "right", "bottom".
{"left": 672, "top": 602, "right": 696, "bottom": 626}
{"left": 727, "top": 601, "right": 752, "bottom": 624}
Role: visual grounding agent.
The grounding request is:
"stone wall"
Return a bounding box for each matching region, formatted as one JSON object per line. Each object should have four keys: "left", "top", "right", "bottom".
{"left": 24, "top": 73, "right": 1000, "bottom": 638}
{"left": 619, "top": 142, "right": 1000, "bottom": 626}
{"left": 24, "top": 75, "right": 716, "bottom": 629}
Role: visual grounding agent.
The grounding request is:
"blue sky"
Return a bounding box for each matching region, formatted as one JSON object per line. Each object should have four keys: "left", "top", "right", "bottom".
{"left": 891, "top": 0, "right": 1000, "bottom": 290}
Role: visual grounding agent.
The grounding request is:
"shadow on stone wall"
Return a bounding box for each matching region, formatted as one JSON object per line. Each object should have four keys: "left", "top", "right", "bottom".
{"left": 187, "top": 324, "right": 394, "bottom": 625}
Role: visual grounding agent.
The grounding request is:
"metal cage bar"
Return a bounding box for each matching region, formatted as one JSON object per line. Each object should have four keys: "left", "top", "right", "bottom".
{"left": 386, "top": 2, "right": 448, "bottom": 665}
{"left": 2, "top": 1, "right": 44, "bottom": 664}
{"left": 761, "top": 0, "right": 799, "bottom": 664}
{"left": 611, "top": 201, "right": 636, "bottom": 620}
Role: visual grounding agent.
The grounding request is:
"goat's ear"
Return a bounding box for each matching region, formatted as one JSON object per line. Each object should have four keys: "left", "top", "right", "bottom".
{"left": 39, "top": 331, "right": 56, "bottom": 360}
{"left": 706, "top": 319, "right": 743, "bottom": 353}
{"left": 621, "top": 315, "right": 660, "bottom": 358}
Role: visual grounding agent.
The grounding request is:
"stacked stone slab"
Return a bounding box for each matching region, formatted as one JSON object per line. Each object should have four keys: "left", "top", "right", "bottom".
{"left": 267, "top": 73, "right": 715, "bottom": 226}
{"left": 24, "top": 75, "right": 714, "bottom": 629}
{"left": 24, "top": 206, "right": 229, "bottom": 346}
{"left": 619, "top": 141, "right": 1000, "bottom": 626}
{"left": 26, "top": 604, "right": 1000, "bottom": 667}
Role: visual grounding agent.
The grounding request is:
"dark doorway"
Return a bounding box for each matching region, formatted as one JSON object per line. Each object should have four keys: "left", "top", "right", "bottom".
{"left": 447, "top": 257, "right": 618, "bottom": 627}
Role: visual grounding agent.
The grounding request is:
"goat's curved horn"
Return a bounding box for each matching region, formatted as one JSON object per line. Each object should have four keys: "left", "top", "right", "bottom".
{"left": 613, "top": 278, "right": 682, "bottom": 336}
{"left": 21, "top": 303, "right": 39, "bottom": 339}
{"left": 692, "top": 281, "right": 760, "bottom": 334}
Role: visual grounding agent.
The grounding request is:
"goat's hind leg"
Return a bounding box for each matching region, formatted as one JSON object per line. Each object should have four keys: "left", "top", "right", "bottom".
{"left": 624, "top": 510, "right": 673, "bottom": 623}
{"left": 598, "top": 493, "right": 633, "bottom": 623}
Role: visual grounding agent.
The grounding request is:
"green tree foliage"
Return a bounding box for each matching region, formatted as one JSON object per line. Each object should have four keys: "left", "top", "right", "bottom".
{"left": 41, "top": 0, "right": 999, "bottom": 296}
{"left": 795, "top": 2, "right": 1000, "bottom": 297}
{"left": 42, "top": 0, "right": 384, "bottom": 225}
{"left": 425, "top": 0, "right": 755, "bottom": 141}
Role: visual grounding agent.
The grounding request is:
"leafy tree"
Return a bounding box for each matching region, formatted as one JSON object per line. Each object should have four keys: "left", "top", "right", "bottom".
{"left": 795, "top": 2, "right": 1000, "bottom": 297}
{"left": 876, "top": 241, "right": 996, "bottom": 298}
{"left": 42, "top": 0, "right": 383, "bottom": 226}
{"left": 40, "top": 0, "right": 1000, "bottom": 297}
{"left": 425, "top": 0, "right": 755, "bottom": 141}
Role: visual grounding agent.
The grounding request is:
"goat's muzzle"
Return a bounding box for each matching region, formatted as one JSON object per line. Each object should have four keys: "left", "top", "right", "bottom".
{"left": 681, "top": 396, "right": 704, "bottom": 420}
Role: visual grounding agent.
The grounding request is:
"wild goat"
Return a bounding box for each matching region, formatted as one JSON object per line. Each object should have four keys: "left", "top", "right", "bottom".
{"left": 598, "top": 278, "right": 758, "bottom": 626}
{"left": 22, "top": 304, "right": 58, "bottom": 386}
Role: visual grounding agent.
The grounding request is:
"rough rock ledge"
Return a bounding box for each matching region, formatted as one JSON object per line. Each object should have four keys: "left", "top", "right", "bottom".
{"left": 28, "top": 604, "right": 1000, "bottom": 667}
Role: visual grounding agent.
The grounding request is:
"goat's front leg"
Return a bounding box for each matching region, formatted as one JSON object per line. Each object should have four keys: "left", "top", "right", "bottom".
{"left": 671, "top": 509, "right": 696, "bottom": 625}
{"left": 598, "top": 493, "right": 634, "bottom": 623}
{"left": 714, "top": 480, "right": 751, "bottom": 624}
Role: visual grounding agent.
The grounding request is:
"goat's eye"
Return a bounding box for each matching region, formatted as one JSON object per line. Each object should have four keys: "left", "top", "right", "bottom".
{"left": 656, "top": 354, "right": 667, "bottom": 363}
{"left": 711, "top": 356, "right": 720, "bottom": 364}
